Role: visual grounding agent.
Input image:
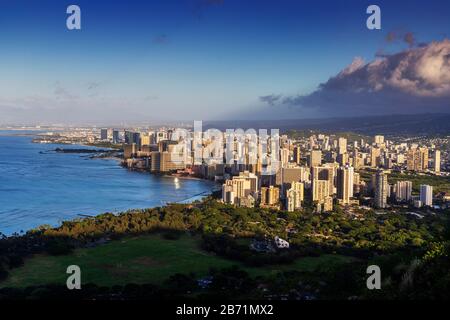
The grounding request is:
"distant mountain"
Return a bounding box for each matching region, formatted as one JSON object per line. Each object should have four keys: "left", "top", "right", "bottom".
{"left": 203, "top": 113, "right": 450, "bottom": 136}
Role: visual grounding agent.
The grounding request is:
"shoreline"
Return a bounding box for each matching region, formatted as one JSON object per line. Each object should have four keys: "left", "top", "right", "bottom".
{"left": 33, "top": 137, "right": 214, "bottom": 183}
{"left": 0, "top": 135, "right": 218, "bottom": 237}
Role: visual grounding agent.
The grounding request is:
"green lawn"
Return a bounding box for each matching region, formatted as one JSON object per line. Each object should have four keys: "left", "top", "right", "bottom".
{"left": 0, "top": 233, "right": 354, "bottom": 288}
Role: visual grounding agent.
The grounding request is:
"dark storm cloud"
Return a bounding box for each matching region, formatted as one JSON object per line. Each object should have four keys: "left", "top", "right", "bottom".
{"left": 260, "top": 40, "right": 450, "bottom": 115}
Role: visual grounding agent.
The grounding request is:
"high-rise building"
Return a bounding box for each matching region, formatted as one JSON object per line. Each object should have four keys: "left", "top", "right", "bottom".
{"left": 419, "top": 147, "right": 429, "bottom": 170}
{"left": 286, "top": 182, "right": 304, "bottom": 212}
{"left": 311, "top": 165, "right": 335, "bottom": 196}
{"left": 276, "top": 166, "right": 309, "bottom": 185}
{"left": 309, "top": 136, "right": 316, "bottom": 149}
{"left": 293, "top": 146, "right": 301, "bottom": 165}
{"left": 374, "top": 169, "right": 389, "bottom": 208}
{"left": 407, "top": 148, "right": 418, "bottom": 171}
{"left": 352, "top": 150, "right": 364, "bottom": 169}
{"left": 125, "top": 131, "right": 132, "bottom": 144}
{"left": 238, "top": 171, "right": 259, "bottom": 194}
{"left": 312, "top": 179, "right": 329, "bottom": 203}
{"left": 420, "top": 185, "right": 433, "bottom": 207}
{"left": 280, "top": 147, "right": 290, "bottom": 167}
{"left": 125, "top": 131, "right": 141, "bottom": 146}
{"left": 112, "top": 130, "right": 120, "bottom": 144}
{"left": 140, "top": 134, "right": 151, "bottom": 146}
{"left": 407, "top": 147, "right": 428, "bottom": 172}
{"left": 337, "top": 165, "right": 354, "bottom": 204}
{"left": 384, "top": 156, "right": 393, "bottom": 169}
{"left": 370, "top": 147, "right": 381, "bottom": 168}
{"left": 222, "top": 180, "right": 255, "bottom": 207}
{"left": 313, "top": 190, "right": 333, "bottom": 212}
{"left": 394, "top": 181, "right": 412, "bottom": 202}
{"left": 308, "top": 150, "right": 322, "bottom": 167}
{"left": 222, "top": 171, "right": 258, "bottom": 207}
{"left": 338, "top": 137, "right": 347, "bottom": 154}
{"left": 156, "top": 131, "right": 168, "bottom": 143}
{"left": 222, "top": 182, "right": 235, "bottom": 205}
{"left": 133, "top": 132, "right": 141, "bottom": 146}
{"left": 150, "top": 151, "right": 162, "bottom": 171}
{"left": 353, "top": 172, "right": 361, "bottom": 194}
{"left": 434, "top": 150, "right": 441, "bottom": 173}
{"left": 261, "top": 186, "right": 280, "bottom": 207}
{"left": 150, "top": 146, "right": 186, "bottom": 172}
{"left": 337, "top": 152, "right": 349, "bottom": 166}
{"left": 100, "top": 128, "right": 108, "bottom": 141}
{"left": 123, "top": 143, "right": 137, "bottom": 159}
{"left": 374, "top": 135, "right": 385, "bottom": 145}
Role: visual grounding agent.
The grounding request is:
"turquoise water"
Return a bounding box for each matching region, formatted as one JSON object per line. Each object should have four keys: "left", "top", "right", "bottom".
{"left": 0, "top": 131, "right": 215, "bottom": 235}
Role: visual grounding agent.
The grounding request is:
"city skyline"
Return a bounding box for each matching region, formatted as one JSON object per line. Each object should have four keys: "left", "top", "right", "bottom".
{"left": 1, "top": 0, "right": 450, "bottom": 125}
{"left": 2, "top": 0, "right": 450, "bottom": 305}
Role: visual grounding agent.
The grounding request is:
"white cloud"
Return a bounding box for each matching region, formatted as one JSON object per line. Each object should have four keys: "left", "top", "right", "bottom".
{"left": 262, "top": 39, "right": 450, "bottom": 115}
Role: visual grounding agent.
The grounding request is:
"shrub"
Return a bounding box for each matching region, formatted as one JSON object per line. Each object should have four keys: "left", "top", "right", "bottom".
{"left": 46, "top": 240, "right": 73, "bottom": 256}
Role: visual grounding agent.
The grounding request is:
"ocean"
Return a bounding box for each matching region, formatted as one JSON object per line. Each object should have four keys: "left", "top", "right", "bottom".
{"left": 0, "top": 131, "right": 216, "bottom": 235}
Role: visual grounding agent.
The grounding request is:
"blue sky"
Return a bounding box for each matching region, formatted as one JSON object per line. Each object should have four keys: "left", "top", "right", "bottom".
{"left": 0, "top": 0, "right": 449, "bottom": 124}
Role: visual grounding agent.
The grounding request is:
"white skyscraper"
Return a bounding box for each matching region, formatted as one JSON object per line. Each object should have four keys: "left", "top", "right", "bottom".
{"left": 395, "top": 181, "right": 412, "bottom": 202}
{"left": 420, "top": 185, "right": 433, "bottom": 207}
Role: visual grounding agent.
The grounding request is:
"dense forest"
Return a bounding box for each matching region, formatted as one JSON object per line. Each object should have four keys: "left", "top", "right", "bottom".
{"left": 1, "top": 198, "right": 449, "bottom": 299}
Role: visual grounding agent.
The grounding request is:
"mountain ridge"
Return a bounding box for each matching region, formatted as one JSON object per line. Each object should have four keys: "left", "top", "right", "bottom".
{"left": 203, "top": 113, "right": 450, "bottom": 136}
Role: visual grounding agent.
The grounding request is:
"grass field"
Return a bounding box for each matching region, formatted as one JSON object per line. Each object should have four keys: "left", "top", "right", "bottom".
{"left": 0, "top": 233, "right": 354, "bottom": 288}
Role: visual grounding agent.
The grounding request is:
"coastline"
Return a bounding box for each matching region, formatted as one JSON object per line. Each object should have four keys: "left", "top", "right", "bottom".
{"left": 31, "top": 136, "right": 215, "bottom": 183}
{"left": 0, "top": 134, "right": 218, "bottom": 236}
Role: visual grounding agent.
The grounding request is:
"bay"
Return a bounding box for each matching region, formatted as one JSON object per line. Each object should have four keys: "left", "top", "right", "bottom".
{"left": 0, "top": 130, "right": 216, "bottom": 235}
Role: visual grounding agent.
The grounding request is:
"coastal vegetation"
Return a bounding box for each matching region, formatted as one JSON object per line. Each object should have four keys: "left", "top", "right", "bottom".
{"left": 1, "top": 199, "right": 449, "bottom": 299}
